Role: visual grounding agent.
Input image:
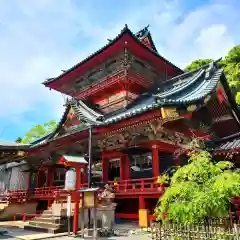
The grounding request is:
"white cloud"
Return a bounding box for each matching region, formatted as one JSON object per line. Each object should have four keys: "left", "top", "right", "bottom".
{"left": 156, "top": 1, "right": 239, "bottom": 67}
{"left": 0, "top": 0, "right": 239, "bottom": 135}
{"left": 195, "top": 24, "right": 234, "bottom": 60}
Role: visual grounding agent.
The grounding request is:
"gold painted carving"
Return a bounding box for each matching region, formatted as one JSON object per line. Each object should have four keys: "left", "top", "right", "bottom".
{"left": 186, "top": 105, "right": 197, "bottom": 112}
{"left": 17, "top": 151, "right": 25, "bottom": 157}
{"left": 161, "top": 107, "right": 179, "bottom": 119}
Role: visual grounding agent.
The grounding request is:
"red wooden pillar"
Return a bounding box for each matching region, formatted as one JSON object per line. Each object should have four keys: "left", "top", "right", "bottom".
{"left": 102, "top": 157, "right": 109, "bottom": 182}
{"left": 125, "top": 155, "right": 130, "bottom": 180}
{"left": 37, "top": 170, "right": 44, "bottom": 188}
{"left": 83, "top": 165, "right": 88, "bottom": 184}
{"left": 73, "top": 195, "right": 80, "bottom": 235}
{"left": 75, "top": 168, "right": 81, "bottom": 190}
{"left": 47, "top": 167, "right": 54, "bottom": 186}
{"left": 152, "top": 144, "right": 159, "bottom": 177}
{"left": 120, "top": 155, "right": 125, "bottom": 180}
{"left": 73, "top": 167, "right": 81, "bottom": 234}
{"left": 47, "top": 168, "right": 55, "bottom": 207}
{"left": 139, "top": 196, "right": 148, "bottom": 227}
{"left": 139, "top": 196, "right": 146, "bottom": 209}
{"left": 120, "top": 155, "right": 130, "bottom": 180}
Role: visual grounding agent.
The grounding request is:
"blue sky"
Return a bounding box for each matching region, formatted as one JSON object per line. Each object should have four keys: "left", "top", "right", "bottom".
{"left": 0, "top": 0, "right": 239, "bottom": 141}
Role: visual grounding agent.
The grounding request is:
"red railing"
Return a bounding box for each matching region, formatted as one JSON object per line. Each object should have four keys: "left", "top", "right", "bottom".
{"left": 32, "top": 186, "right": 64, "bottom": 198}
{"left": 7, "top": 186, "right": 65, "bottom": 200}
{"left": 108, "top": 177, "right": 164, "bottom": 194}
{"left": 6, "top": 177, "right": 164, "bottom": 201}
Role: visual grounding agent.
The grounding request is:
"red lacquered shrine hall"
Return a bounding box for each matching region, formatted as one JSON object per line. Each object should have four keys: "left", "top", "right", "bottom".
{"left": 1, "top": 25, "right": 240, "bottom": 225}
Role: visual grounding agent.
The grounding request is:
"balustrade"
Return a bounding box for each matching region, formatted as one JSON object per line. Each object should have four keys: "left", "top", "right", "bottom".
{"left": 6, "top": 177, "right": 164, "bottom": 201}
{"left": 108, "top": 177, "right": 163, "bottom": 193}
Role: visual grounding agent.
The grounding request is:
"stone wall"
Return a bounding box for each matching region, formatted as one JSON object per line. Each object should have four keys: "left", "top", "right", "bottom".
{"left": 0, "top": 201, "right": 37, "bottom": 220}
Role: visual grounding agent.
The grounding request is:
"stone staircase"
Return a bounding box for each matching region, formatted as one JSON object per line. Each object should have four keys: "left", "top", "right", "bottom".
{"left": 24, "top": 207, "right": 71, "bottom": 233}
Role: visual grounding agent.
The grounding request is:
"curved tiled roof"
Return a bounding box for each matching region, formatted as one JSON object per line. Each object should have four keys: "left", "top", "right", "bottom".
{"left": 67, "top": 60, "right": 224, "bottom": 125}
{"left": 68, "top": 99, "right": 103, "bottom": 126}
{"left": 30, "top": 60, "right": 225, "bottom": 148}
{"left": 0, "top": 141, "right": 30, "bottom": 150}
{"left": 219, "top": 138, "right": 240, "bottom": 151}
{"left": 103, "top": 61, "right": 224, "bottom": 124}
{"left": 208, "top": 132, "right": 240, "bottom": 151}
{"left": 43, "top": 25, "right": 183, "bottom": 86}
{"left": 155, "top": 60, "right": 223, "bottom": 105}
{"left": 104, "top": 96, "right": 159, "bottom": 124}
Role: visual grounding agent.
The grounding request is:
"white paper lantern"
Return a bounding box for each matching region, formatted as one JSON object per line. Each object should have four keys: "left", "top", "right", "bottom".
{"left": 64, "top": 168, "right": 76, "bottom": 190}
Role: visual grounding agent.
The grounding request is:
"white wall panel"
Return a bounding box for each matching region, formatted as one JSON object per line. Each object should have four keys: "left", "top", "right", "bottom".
{"left": 0, "top": 165, "right": 11, "bottom": 194}
{"left": 9, "top": 163, "right": 29, "bottom": 190}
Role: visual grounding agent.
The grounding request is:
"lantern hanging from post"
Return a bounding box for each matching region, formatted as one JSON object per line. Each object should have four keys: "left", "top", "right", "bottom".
{"left": 65, "top": 168, "right": 76, "bottom": 191}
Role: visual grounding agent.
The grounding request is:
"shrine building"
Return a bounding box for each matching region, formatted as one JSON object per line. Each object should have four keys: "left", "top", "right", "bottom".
{"left": 0, "top": 25, "right": 239, "bottom": 232}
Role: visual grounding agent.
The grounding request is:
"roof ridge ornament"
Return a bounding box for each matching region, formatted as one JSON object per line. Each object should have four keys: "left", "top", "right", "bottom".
{"left": 121, "top": 24, "right": 129, "bottom": 33}
{"left": 205, "top": 62, "right": 215, "bottom": 80}
{"left": 135, "top": 25, "right": 150, "bottom": 39}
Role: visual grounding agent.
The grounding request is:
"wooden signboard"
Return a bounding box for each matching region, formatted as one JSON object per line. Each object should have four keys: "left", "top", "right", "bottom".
{"left": 83, "top": 191, "right": 95, "bottom": 208}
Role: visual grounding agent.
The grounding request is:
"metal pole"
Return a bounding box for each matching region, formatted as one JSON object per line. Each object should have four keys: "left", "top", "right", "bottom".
{"left": 88, "top": 126, "right": 92, "bottom": 188}
{"left": 81, "top": 193, "right": 85, "bottom": 239}
{"left": 88, "top": 126, "right": 93, "bottom": 230}
{"left": 68, "top": 214, "right": 71, "bottom": 236}
{"left": 67, "top": 195, "right": 71, "bottom": 236}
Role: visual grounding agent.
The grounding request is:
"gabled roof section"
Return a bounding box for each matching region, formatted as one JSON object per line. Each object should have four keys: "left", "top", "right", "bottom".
{"left": 67, "top": 98, "right": 104, "bottom": 126}
{"left": 39, "top": 99, "right": 104, "bottom": 143}
{"left": 43, "top": 25, "right": 183, "bottom": 89}
{"left": 61, "top": 155, "right": 88, "bottom": 164}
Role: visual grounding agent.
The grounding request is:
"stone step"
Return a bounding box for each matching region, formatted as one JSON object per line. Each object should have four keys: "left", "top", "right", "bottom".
{"left": 34, "top": 216, "right": 61, "bottom": 223}
{"left": 28, "top": 220, "right": 64, "bottom": 230}
{"left": 37, "top": 213, "right": 68, "bottom": 219}
{"left": 35, "top": 214, "right": 54, "bottom": 219}
{"left": 42, "top": 210, "right": 52, "bottom": 214}
{"left": 35, "top": 216, "right": 72, "bottom": 223}
{"left": 24, "top": 225, "right": 67, "bottom": 234}
{"left": 32, "top": 217, "right": 62, "bottom": 224}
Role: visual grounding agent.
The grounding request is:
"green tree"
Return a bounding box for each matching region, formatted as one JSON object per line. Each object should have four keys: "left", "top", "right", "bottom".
{"left": 155, "top": 151, "right": 240, "bottom": 224}
{"left": 221, "top": 46, "right": 240, "bottom": 104}
{"left": 185, "top": 46, "right": 240, "bottom": 104}
{"left": 15, "top": 137, "right": 23, "bottom": 143}
{"left": 21, "top": 120, "right": 57, "bottom": 144}
{"left": 184, "top": 59, "right": 213, "bottom": 71}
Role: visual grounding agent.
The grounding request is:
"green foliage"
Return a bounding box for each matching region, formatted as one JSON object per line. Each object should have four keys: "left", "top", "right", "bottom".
{"left": 184, "top": 59, "right": 213, "bottom": 71}
{"left": 222, "top": 46, "right": 240, "bottom": 104}
{"left": 154, "top": 151, "right": 240, "bottom": 225}
{"left": 21, "top": 120, "right": 57, "bottom": 144}
{"left": 15, "top": 137, "right": 22, "bottom": 143}
{"left": 225, "top": 45, "right": 240, "bottom": 63}
{"left": 157, "top": 174, "right": 170, "bottom": 185}
{"left": 236, "top": 92, "right": 240, "bottom": 105}
{"left": 185, "top": 45, "right": 240, "bottom": 104}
